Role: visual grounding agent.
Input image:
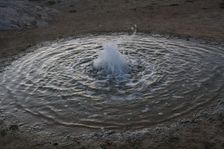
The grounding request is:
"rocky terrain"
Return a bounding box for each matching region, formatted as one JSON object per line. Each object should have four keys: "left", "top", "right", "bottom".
{"left": 0, "top": 0, "right": 57, "bottom": 30}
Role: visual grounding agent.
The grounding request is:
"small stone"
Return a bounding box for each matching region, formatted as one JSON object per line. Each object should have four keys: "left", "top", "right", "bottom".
{"left": 158, "top": 112, "right": 164, "bottom": 115}
{"left": 168, "top": 136, "right": 179, "bottom": 143}
{"left": 100, "top": 144, "right": 107, "bottom": 149}
{"left": 47, "top": 0, "right": 56, "bottom": 5}
{"left": 186, "top": 0, "right": 194, "bottom": 3}
{"left": 220, "top": 2, "right": 224, "bottom": 9}
{"left": 69, "top": 9, "right": 77, "bottom": 13}
{"left": 106, "top": 130, "right": 115, "bottom": 135}
{"left": 169, "top": 4, "right": 179, "bottom": 6}
{"left": 36, "top": 21, "right": 48, "bottom": 28}
{"left": 202, "top": 7, "right": 208, "bottom": 10}
{"left": 0, "top": 129, "right": 7, "bottom": 137}
{"left": 204, "top": 142, "right": 215, "bottom": 149}
{"left": 53, "top": 142, "right": 58, "bottom": 146}
{"left": 132, "top": 8, "right": 137, "bottom": 11}
{"left": 9, "top": 125, "right": 19, "bottom": 131}
{"left": 141, "top": 107, "right": 149, "bottom": 113}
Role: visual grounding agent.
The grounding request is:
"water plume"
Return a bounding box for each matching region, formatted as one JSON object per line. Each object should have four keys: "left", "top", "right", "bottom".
{"left": 93, "top": 42, "right": 129, "bottom": 76}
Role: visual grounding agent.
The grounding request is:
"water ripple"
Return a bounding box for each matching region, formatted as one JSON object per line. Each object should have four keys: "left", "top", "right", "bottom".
{"left": 0, "top": 33, "right": 224, "bottom": 129}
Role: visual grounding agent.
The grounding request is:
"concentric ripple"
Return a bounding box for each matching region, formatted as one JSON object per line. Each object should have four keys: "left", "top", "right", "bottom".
{"left": 1, "top": 33, "right": 224, "bottom": 129}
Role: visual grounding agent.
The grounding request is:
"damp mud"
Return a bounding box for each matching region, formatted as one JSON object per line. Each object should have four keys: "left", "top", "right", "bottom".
{"left": 0, "top": 0, "right": 224, "bottom": 149}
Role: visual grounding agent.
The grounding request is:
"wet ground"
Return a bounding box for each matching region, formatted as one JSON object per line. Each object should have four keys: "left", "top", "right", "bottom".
{"left": 0, "top": 0, "right": 224, "bottom": 149}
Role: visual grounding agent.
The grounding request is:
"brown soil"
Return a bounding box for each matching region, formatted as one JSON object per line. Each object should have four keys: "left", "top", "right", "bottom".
{"left": 1, "top": 0, "right": 224, "bottom": 60}
{"left": 0, "top": 0, "right": 224, "bottom": 148}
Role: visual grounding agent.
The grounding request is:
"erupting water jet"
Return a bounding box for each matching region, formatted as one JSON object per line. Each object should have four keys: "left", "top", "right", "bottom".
{"left": 93, "top": 42, "right": 129, "bottom": 76}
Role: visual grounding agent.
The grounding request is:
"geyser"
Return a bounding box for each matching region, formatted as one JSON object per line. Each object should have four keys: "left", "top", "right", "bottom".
{"left": 93, "top": 42, "right": 129, "bottom": 76}
{"left": 0, "top": 33, "right": 224, "bottom": 130}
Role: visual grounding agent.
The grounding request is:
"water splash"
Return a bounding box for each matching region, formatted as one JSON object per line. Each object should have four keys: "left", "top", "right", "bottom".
{"left": 93, "top": 25, "right": 138, "bottom": 77}
{"left": 93, "top": 42, "right": 129, "bottom": 76}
